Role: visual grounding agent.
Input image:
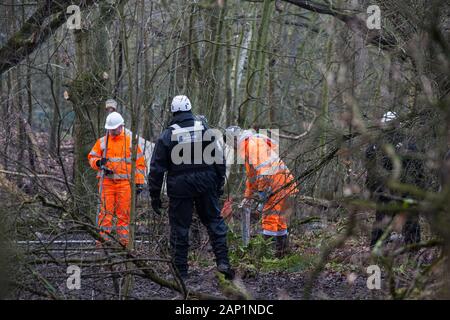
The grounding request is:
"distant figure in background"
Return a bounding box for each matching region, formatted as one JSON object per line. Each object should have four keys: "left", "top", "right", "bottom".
{"left": 365, "top": 111, "right": 426, "bottom": 247}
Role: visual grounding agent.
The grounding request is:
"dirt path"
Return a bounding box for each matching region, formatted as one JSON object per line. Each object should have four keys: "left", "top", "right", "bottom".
{"left": 12, "top": 238, "right": 387, "bottom": 300}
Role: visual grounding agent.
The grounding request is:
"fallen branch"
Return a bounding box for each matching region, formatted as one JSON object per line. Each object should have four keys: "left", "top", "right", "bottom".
{"left": 0, "top": 164, "right": 33, "bottom": 202}
{"left": 0, "top": 169, "right": 74, "bottom": 187}
{"left": 282, "top": 0, "right": 401, "bottom": 56}
{"left": 392, "top": 239, "right": 443, "bottom": 256}
{"left": 0, "top": 0, "right": 96, "bottom": 75}
{"left": 297, "top": 195, "right": 338, "bottom": 209}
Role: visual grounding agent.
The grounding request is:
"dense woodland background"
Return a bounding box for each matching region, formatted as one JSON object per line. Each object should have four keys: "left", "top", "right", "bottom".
{"left": 0, "top": 0, "right": 449, "bottom": 300}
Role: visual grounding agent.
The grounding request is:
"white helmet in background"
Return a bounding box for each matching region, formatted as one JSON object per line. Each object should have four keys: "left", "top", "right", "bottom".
{"left": 237, "top": 129, "right": 255, "bottom": 144}
{"left": 225, "top": 126, "right": 243, "bottom": 145}
{"left": 105, "top": 99, "right": 118, "bottom": 111}
{"left": 171, "top": 95, "right": 192, "bottom": 112}
{"left": 381, "top": 111, "right": 398, "bottom": 123}
{"left": 105, "top": 112, "right": 124, "bottom": 129}
{"left": 225, "top": 126, "right": 242, "bottom": 137}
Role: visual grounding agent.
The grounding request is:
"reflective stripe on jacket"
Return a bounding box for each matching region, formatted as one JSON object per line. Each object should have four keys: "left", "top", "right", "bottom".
{"left": 88, "top": 130, "right": 146, "bottom": 184}
{"left": 237, "top": 133, "right": 298, "bottom": 199}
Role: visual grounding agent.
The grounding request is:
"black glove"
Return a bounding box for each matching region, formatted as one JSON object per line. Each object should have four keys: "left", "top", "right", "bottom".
{"left": 151, "top": 198, "right": 162, "bottom": 215}
{"left": 100, "top": 165, "right": 113, "bottom": 175}
{"left": 136, "top": 184, "right": 144, "bottom": 195}
{"left": 96, "top": 158, "right": 107, "bottom": 168}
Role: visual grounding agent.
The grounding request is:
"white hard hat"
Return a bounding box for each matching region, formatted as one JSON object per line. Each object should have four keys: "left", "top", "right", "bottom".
{"left": 237, "top": 129, "right": 255, "bottom": 144}
{"left": 381, "top": 111, "right": 397, "bottom": 123}
{"left": 224, "top": 126, "right": 241, "bottom": 145}
{"left": 225, "top": 125, "right": 242, "bottom": 136}
{"left": 105, "top": 112, "right": 124, "bottom": 129}
{"left": 105, "top": 99, "right": 117, "bottom": 111}
{"left": 171, "top": 95, "right": 192, "bottom": 112}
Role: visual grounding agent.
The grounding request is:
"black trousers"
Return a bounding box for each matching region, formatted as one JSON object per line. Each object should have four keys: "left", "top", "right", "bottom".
{"left": 168, "top": 192, "right": 230, "bottom": 277}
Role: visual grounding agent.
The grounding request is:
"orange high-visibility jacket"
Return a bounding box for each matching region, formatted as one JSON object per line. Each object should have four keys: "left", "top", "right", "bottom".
{"left": 88, "top": 130, "right": 146, "bottom": 184}
{"left": 237, "top": 133, "right": 298, "bottom": 199}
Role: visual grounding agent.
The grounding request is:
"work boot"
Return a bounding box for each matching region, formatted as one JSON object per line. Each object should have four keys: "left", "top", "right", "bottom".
{"left": 217, "top": 263, "right": 235, "bottom": 280}
{"left": 179, "top": 274, "right": 189, "bottom": 284}
{"left": 174, "top": 264, "right": 188, "bottom": 282}
{"left": 275, "top": 235, "right": 289, "bottom": 258}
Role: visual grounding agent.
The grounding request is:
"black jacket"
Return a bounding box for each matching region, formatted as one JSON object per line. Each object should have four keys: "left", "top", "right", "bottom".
{"left": 148, "top": 111, "right": 226, "bottom": 198}
{"left": 365, "top": 130, "right": 425, "bottom": 200}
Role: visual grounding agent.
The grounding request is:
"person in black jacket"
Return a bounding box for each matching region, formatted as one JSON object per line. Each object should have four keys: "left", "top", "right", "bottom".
{"left": 148, "top": 95, "right": 234, "bottom": 280}
{"left": 365, "top": 111, "right": 425, "bottom": 247}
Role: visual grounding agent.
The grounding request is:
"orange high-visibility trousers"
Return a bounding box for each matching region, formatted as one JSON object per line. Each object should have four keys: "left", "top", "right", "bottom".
{"left": 97, "top": 179, "right": 131, "bottom": 246}
{"left": 253, "top": 173, "right": 296, "bottom": 236}
{"left": 260, "top": 189, "right": 291, "bottom": 236}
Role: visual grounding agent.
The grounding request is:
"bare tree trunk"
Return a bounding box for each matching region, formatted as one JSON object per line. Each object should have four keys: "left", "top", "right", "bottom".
{"left": 240, "top": 6, "right": 258, "bottom": 126}
{"left": 252, "top": 0, "right": 273, "bottom": 127}
{"left": 224, "top": 24, "right": 233, "bottom": 127}
{"left": 71, "top": 3, "right": 113, "bottom": 214}
{"left": 49, "top": 33, "right": 62, "bottom": 155}
{"left": 200, "top": 1, "right": 226, "bottom": 125}
{"left": 16, "top": 67, "right": 25, "bottom": 180}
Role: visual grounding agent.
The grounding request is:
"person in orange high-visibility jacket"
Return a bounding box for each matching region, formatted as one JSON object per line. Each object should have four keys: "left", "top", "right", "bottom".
{"left": 105, "top": 99, "right": 155, "bottom": 182}
{"left": 88, "top": 112, "right": 146, "bottom": 246}
{"left": 226, "top": 127, "right": 299, "bottom": 257}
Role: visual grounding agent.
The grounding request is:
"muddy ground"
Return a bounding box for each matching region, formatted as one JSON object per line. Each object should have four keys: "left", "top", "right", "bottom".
{"left": 11, "top": 246, "right": 387, "bottom": 300}
{"left": 11, "top": 215, "right": 422, "bottom": 300}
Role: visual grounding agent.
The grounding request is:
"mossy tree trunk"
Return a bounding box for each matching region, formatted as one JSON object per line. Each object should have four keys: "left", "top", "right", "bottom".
{"left": 71, "top": 3, "right": 114, "bottom": 215}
